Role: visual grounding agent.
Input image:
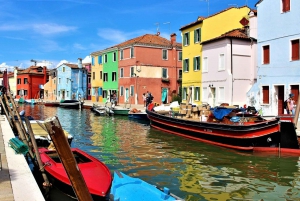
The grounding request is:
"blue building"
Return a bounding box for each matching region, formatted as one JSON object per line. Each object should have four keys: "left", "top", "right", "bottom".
{"left": 56, "top": 58, "right": 88, "bottom": 101}
{"left": 248, "top": 0, "right": 300, "bottom": 116}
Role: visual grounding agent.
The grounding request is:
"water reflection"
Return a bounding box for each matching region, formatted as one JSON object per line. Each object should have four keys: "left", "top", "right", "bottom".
{"left": 19, "top": 105, "right": 300, "bottom": 201}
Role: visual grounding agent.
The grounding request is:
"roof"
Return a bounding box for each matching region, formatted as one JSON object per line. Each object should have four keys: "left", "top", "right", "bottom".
{"left": 180, "top": 6, "right": 249, "bottom": 31}
{"left": 117, "top": 34, "right": 181, "bottom": 49}
{"left": 201, "top": 28, "right": 257, "bottom": 45}
{"left": 18, "top": 66, "right": 46, "bottom": 75}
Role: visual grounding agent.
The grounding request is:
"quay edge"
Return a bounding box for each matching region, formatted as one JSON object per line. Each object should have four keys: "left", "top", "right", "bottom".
{"left": 0, "top": 115, "right": 45, "bottom": 201}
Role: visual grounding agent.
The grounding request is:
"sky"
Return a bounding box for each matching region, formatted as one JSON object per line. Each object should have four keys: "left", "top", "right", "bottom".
{"left": 0, "top": 0, "right": 258, "bottom": 70}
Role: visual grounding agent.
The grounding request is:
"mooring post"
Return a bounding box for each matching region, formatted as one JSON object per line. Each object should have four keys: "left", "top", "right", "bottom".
{"left": 44, "top": 116, "right": 93, "bottom": 201}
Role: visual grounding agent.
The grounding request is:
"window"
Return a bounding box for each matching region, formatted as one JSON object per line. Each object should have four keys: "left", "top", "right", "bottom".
{"left": 112, "top": 72, "right": 117, "bottom": 81}
{"left": 98, "top": 55, "right": 102, "bottom": 64}
{"left": 88, "top": 76, "right": 91, "bottom": 84}
{"left": 120, "top": 68, "right": 124, "bottom": 78}
{"left": 218, "top": 87, "right": 225, "bottom": 102}
{"left": 103, "top": 90, "right": 107, "bottom": 99}
{"left": 178, "top": 51, "right": 182, "bottom": 61}
{"left": 104, "top": 54, "right": 108, "bottom": 63}
{"left": 178, "top": 70, "right": 182, "bottom": 79}
{"left": 203, "top": 57, "right": 208, "bottom": 72}
{"left": 219, "top": 54, "right": 225, "bottom": 70}
{"left": 88, "top": 89, "right": 91, "bottom": 96}
{"left": 263, "top": 45, "right": 270, "bottom": 64}
{"left": 203, "top": 87, "right": 208, "bottom": 102}
{"left": 59, "top": 78, "right": 61, "bottom": 84}
{"left": 194, "top": 87, "right": 200, "bottom": 101}
{"left": 184, "top": 32, "right": 190, "bottom": 46}
{"left": 24, "top": 78, "right": 28, "bottom": 84}
{"left": 53, "top": 79, "right": 56, "bottom": 84}
{"left": 194, "top": 28, "right": 201, "bottom": 43}
{"left": 62, "top": 67, "right": 65, "bottom": 72}
{"left": 100, "top": 71, "right": 102, "bottom": 79}
{"left": 130, "top": 47, "right": 134, "bottom": 58}
{"left": 282, "top": 0, "right": 290, "bottom": 12}
{"left": 120, "top": 86, "right": 124, "bottom": 96}
{"left": 262, "top": 86, "right": 269, "bottom": 104}
{"left": 183, "top": 59, "right": 189, "bottom": 72}
{"left": 17, "top": 78, "right": 21, "bottom": 84}
{"left": 120, "top": 50, "right": 124, "bottom": 60}
{"left": 103, "top": 73, "right": 108, "bottom": 82}
{"left": 130, "top": 66, "right": 135, "bottom": 77}
{"left": 183, "top": 87, "right": 187, "bottom": 100}
{"left": 92, "top": 57, "right": 94, "bottom": 66}
{"left": 291, "top": 39, "right": 299, "bottom": 61}
{"left": 93, "top": 72, "right": 95, "bottom": 80}
{"left": 194, "top": 56, "right": 200, "bottom": 71}
{"left": 130, "top": 85, "right": 134, "bottom": 96}
{"left": 67, "top": 91, "right": 69, "bottom": 98}
{"left": 24, "top": 90, "right": 28, "bottom": 96}
{"left": 54, "top": 90, "right": 56, "bottom": 96}
{"left": 113, "top": 52, "right": 116, "bottom": 62}
{"left": 162, "top": 49, "right": 168, "bottom": 60}
{"left": 162, "top": 68, "right": 167, "bottom": 78}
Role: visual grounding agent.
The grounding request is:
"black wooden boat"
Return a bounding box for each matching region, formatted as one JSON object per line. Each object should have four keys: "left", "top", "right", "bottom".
{"left": 146, "top": 103, "right": 300, "bottom": 154}
{"left": 59, "top": 100, "right": 84, "bottom": 109}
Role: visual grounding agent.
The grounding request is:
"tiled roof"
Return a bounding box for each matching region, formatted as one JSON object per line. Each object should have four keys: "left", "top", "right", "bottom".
{"left": 64, "top": 63, "right": 79, "bottom": 69}
{"left": 116, "top": 34, "right": 181, "bottom": 49}
{"left": 201, "top": 28, "right": 256, "bottom": 44}
{"left": 18, "top": 66, "right": 45, "bottom": 75}
{"left": 180, "top": 6, "right": 249, "bottom": 30}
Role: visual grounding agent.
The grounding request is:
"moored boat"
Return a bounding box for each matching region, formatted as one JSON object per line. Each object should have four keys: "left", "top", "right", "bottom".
{"left": 111, "top": 107, "right": 130, "bottom": 115}
{"left": 128, "top": 108, "right": 149, "bottom": 121}
{"left": 146, "top": 103, "right": 300, "bottom": 153}
{"left": 39, "top": 147, "right": 112, "bottom": 200}
{"left": 59, "top": 100, "right": 84, "bottom": 109}
{"left": 110, "top": 171, "right": 183, "bottom": 201}
{"left": 44, "top": 101, "right": 60, "bottom": 107}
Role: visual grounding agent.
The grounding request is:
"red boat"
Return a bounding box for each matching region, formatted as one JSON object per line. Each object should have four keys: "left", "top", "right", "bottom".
{"left": 39, "top": 147, "right": 112, "bottom": 200}
{"left": 146, "top": 103, "right": 300, "bottom": 154}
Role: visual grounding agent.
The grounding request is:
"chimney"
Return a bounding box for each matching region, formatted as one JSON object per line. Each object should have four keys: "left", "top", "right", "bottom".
{"left": 78, "top": 58, "right": 83, "bottom": 68}
{"left": 170, "top": 33, "right": 176, "bottom": 45}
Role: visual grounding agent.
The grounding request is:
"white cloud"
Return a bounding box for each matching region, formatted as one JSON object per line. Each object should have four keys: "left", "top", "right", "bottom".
{"left": 97, "top": 28, "right": 128, "bottom": 43}
{"left": 32, "top": 23, "right": 77, "bottom": 35}
{"left": 0, "top": 63, "right": 15, "bottom": 71}
{"left": 41, "top": 40, "right": 64, "bottom": 52}
{"left": 73, "top": 43, "right": 86, "bottom": 50}
{"left": 0, "top": 24, "right": 28, "bottom": 31}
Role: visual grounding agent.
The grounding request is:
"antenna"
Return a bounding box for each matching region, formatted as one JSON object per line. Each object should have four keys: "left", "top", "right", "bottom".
{"left": 155, "top": 22, "right": 160, "bottom": 33}
{"left": 163, "top": 22, "right": 171, "bottom": 34}
{"left": 200, "top": 0, "right": 210, "bottom": 16}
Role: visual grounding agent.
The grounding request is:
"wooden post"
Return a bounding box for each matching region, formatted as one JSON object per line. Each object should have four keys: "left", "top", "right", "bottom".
{"left": 294, "top": 93, "right": 300, "bottom": 127}
{"left": 24, "top": 117, "right": 51, "bottom": 190}
{"left": 0, "top": 96, "right": 14, "bottom": 128}
{"left": 44, "top": 116, "right": 93, "bottom": 201}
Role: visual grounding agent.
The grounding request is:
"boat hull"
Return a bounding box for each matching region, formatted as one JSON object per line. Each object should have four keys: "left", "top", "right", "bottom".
{"left": 111, "top": 109, "right": 130, "bottom": 115}
{"left": 45, "top": 102, "right": 60, "bottom": 107}
{"left": 128, "top": 112, "right": 149, "bottom": 120}
{"left": 59, "top": 100, "right": 84, "bottom": 109}
{"left": 145, "top": 106, "right": 295, "bottom": 151}
{"left": 39, "top": 148, "right": 112, "bottom": 200}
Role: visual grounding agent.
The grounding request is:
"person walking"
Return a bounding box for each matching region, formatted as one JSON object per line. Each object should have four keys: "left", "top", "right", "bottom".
{"left": 286, "top": 93, "right": 296, "bottom": 115}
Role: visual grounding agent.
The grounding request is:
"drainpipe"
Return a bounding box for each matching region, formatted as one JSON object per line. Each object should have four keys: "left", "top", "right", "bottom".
{"left": 230, "top": 38, "right": 233, "bottom": 105}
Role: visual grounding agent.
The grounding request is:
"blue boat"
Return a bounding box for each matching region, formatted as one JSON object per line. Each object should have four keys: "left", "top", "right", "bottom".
{"left": 110, "top": 171, "right": 183, "bottom": 201}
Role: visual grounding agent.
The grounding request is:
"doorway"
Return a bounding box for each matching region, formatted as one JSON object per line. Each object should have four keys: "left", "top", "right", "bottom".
{"left": 277, "top": 86, "right": 284, "bottom": 115}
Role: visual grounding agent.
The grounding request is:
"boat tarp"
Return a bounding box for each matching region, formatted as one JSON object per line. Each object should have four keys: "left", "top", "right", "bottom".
{"left": 213, "top": 107, "right": 233, "bottom": 120}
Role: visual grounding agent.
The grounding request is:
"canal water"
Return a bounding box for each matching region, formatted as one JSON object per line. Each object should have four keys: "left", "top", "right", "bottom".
{"left": 20, "top": 104, "right": 300, "bottom": 201}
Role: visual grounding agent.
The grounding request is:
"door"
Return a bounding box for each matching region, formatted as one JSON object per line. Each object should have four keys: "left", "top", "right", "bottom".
{"left": 291, "top": 85, "right": 299, "bottom": 106}
{"left": 125, "top": 88, "right": 129, "bottom": 103}
{"left": 209, "top": 87, "right": 216, "bottom": 107}
{"left": 277, "top": 86, "right": 284, "bottom": 114}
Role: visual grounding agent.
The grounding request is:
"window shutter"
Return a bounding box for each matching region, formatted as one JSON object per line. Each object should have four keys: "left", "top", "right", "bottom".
{"left": 199, "top": 28, "right": 201, "bottom": 42}
{"left": 194, "top": 30, "right": 197, "bottom": 43}
{"left": 183, "top": 60, "right": 186, "bottom": 71}
{"left": 262, "top": 86, "right": 269, "bottom": 104}
{"left": 92, "top": 57, "right": 94, "bottom": 65}
{"left": 193, "top": 57, "right": 196, "bottom": 70}
{"left": 292, "top": 40, "right": 299, "bottom": 61}
{"left": 187, "top": 32, "right": 190, "bottom": 45}
{"left": 263, "top": 46, "right": 270, "bottom": 64}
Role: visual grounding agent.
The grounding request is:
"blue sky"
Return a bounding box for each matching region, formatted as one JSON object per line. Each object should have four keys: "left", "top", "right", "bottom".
{"left": 0, "top": 0, "right": 258, "bottom": 70}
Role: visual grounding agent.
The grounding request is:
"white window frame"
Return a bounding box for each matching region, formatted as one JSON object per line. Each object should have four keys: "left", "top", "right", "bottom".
{"left": 120, "top": 86, "right": 124, "bottom": 96}
{"left": 120, "top": 49, "right": 124, "bottom": 60}
{"left": 202, "top": 87, "right": 208, "bottom": 102}
{"left": 162, "top": 49, "right": 168, "bottom": 60}
{"left": 194, "top": 87, "right": 200, "bottom": 101}
{"left": 218, "top": 54, "right": 225, "bottom": 71}
{"left": 103, "top": 73, "right": 108, "bottom": 82}
{"left": 104, "top": 54, "right": 108, "bottom": 63}
{"left": 120, "top": 68, "right": 124, "bottom": 78}
{"left": 130, "top": 85, "right": 134, "bottom": 96}
{"left": 130, "top": 47, "right": 134, "bottom": 58}
{"left": 194, "top": 28, "right": 200, "bottom": 43}
{"left": 184, "top": 32, "right": 189, "bottom": 46}
{"left": 203, "top": 57, "right": 208, "bottom": 72}
{"left": 112, "top": 72, "right": 117, "bottom": 81}
{"left": 130, "top": 66, "right": 135, "bottom": 77}
{"left": 183, "top": 87, "right": 187, "bottom": 100}
{"left": 194, "top": 56, "right": 200, "bottom": 71}
{"left": 218, "top": 87, "right": 225, "bottom": 102}
{"left": 113, "top": 52, "right": 116, "bottom": 62}
{"left": 162, "top": 68, "right": 168, "bottom": 78}
{"left": 183, "top": 58, "right": 189, "bottom": 72}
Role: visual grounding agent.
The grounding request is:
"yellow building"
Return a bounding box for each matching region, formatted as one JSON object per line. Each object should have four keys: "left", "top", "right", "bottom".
{"left": 44, "top": 69, "right": 57, "bottom": 101}
{"left": 90, "top": 51, "right": 104, "bottom": 102}
{"left": 180, "top": 6, "right": 251, "bottom": 105}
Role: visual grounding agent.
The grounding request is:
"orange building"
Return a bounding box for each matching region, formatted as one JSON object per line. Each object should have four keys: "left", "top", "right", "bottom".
{"left": 118, "top": 33, "right": 182, "bottom": 105}
{"left": 16, "top": 66, "right": 48, "bottom": 99}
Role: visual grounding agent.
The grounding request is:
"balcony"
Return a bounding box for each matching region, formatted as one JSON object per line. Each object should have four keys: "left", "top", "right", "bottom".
{"left": 177, "top": 78, "right": 182, "bottom": 83}
{"left": 161, "top": 78, "right": 170, "bottom": 83}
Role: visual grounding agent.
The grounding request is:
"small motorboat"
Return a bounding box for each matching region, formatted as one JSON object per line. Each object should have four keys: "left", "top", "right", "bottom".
{"left": 59, "top": 100, "right": 84, "bottom": 109}
{"left": 128, "top": 108, "right": 149, "bottom": 121}
{"left": 110, "top": 171, "right": 183, "bottom": 201}
{"left": 39, "top": 147, "right": 112, "bottom": 200}
{"left": 44, "top": 101, "right": 60, "bottom": 107}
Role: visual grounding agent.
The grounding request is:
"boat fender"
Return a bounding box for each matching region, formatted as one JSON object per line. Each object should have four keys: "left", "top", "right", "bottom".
{"left": 230, "top": 116, "right": 240, "bottom": 123}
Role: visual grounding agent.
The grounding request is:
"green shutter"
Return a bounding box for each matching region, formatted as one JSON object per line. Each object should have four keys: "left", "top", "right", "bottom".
{"left": 193, "top": 57, "right": 196, "bottom": 70}
{"left": 194, "top": 30, "right": 197, "bottom": 43}
{"left": 199, "top": 56, "right": 201, "bottom": 70}
{"left": 183, "top": 60, "right": 186, "bottom": 71}
{"left": 187, "top": 32, "right": 190, "bottom": 45}
{"left": 199, "top": 28, "right": 201, "bottom": 42}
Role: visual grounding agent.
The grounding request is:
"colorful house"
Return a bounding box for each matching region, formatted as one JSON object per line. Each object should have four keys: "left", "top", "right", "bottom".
{"left": 56, "top": 58, "right": 88, "bottom": 101}
{"left": 44, "top": 69, "right": 57, "bottom": 101}
{"left": 16, "top": 66, "right": 48, "bottom": 99}
{"left": 90, "top": 52, "right": 104, "bottom": 103}
{"left": 179, "top": 6, "right": 251, "bottom": 105}
{"left": 248, "top": 0, "right": 300, "bottom": 116}
{"left": 117, "top": 33, "right": 182, "bottom": 105}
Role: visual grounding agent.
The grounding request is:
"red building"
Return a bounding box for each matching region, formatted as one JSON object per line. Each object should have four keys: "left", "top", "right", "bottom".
{"left": 16, "top": 66, "right": 48, "bottom": 99}
{"left": 118, "top": 33, "right": 182, "bottom": 105}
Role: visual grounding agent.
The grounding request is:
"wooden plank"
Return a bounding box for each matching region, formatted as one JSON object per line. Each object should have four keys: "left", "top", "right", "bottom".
{"left": 44, "top": 116, "right": 93, "bottom": 201}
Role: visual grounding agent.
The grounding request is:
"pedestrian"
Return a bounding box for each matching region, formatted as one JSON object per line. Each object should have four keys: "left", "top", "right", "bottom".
{"left": 142, "top": 93, "right": 146, "bottom": 107}
{"left": 286, "top": 93, "right": 296, "bottom": 115}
